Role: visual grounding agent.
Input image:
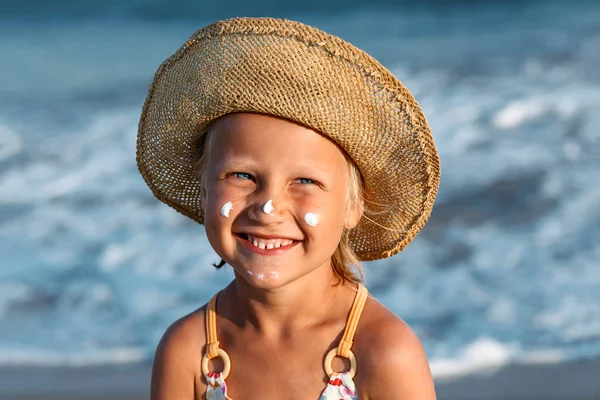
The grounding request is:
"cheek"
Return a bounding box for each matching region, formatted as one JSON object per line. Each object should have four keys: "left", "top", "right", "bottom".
{"left": 298, "top": 196, "right": 346, "bottom": 233}
{"left": 202, "top": 186, "right": 239, "bottom": 247}
{"left": 205, "top": 181, "right": 242, "bottom": 219}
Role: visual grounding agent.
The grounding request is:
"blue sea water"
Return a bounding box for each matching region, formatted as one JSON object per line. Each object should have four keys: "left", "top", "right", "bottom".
{"left": 0, "top": 0, "right": 599, "bottom": 379}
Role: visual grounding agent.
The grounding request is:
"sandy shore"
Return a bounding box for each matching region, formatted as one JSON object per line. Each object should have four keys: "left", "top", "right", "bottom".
{"left": 0, "top": 362, "right": 150, "bottom": 400}
{"left": 7, "top": 397, "right": 145, "bottom": 400}
{"left": 436, "top": 356, "right": 600, "bottom": 400}
{"left": 2, "top": 357, "right": 600, "bottom": 400}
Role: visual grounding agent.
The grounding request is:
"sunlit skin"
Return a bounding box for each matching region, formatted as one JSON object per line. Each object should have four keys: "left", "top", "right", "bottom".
{"left": 202, "top": 112, "right": 358, "bottom": 291}
{"left": 150, "top": 113, "right": 437, "bottom": 400}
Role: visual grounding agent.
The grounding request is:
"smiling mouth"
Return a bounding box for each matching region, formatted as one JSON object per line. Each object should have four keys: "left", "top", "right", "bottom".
{"left": 237, "top": 233, "right": 299, "bottom": 250}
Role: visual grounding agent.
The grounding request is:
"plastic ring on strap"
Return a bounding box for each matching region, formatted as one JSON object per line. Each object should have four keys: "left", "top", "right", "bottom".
{"left": 324, "top": 347, "right": 357, "bottom": 379}
{"left": 201, "top": 348, "right": 231, "bottom": 380}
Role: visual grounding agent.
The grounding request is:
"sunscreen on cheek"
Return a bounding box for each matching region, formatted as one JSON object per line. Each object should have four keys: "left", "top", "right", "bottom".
{"left": 220, "top": 201, "right": 233, "bottom": 218}
{"left": 304, "top": 212, "right": 319, "bottom": 227}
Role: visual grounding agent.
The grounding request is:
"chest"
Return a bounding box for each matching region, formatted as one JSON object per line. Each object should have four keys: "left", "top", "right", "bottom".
{"left": 198, "top": 332, "right": 353, "bottom": 400}
{"left": 233, "top": 338, "right": 331, "bottom": 399}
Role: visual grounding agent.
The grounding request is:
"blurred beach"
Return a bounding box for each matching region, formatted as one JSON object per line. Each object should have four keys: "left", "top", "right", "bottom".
{"left": 1, "top": 0, "right": 599, "bottom": 398}
{"left": 2, "top": 357, "right": 600, "bottom": 399}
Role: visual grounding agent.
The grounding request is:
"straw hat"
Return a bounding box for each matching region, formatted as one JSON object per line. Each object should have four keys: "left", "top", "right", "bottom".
{"left": 137, "top": 17, "right": 440, "bottom": 261}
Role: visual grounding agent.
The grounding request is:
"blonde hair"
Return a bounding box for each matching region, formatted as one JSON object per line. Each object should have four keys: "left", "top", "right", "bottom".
{"left": 194, "top": 118, "right": 365, "bottom": 284}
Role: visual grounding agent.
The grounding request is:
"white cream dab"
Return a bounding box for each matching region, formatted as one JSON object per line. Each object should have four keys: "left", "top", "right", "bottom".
{"left": 220, "top": 201, "right": 233, "bottom": 218}
{"left": 257, "top": 273, "right": 265, "bottom": 281}
{"left": 269, "top": 271, "right": 280, "bottom": 280}
{"left": 263, "top": 199, "right": 274, "bottom": 215}
{"left": 304, "top": 212, "right": 319, "bottom": 227}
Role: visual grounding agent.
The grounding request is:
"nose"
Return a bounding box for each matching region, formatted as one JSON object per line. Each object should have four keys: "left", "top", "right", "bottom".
{"left": 247, "top": 195, "right": 286, "bottom": 224}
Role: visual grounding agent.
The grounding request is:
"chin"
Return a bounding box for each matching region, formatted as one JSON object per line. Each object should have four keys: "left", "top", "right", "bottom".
{"left": 240, "top": 270, "right": 287, "bottom": 289}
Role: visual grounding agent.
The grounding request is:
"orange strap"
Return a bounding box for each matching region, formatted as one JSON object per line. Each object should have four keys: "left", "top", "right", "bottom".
{"left": 205, "top": 293, "right": 220, "bottom": 359}
{"left": 337, "top": 284, "right": 368, "bottom": 358}
{"left": 204, "top": 284, "right": 368, "bottom": 369}
{"left": 202, "top": 293, "right": 232, "bottom": 384}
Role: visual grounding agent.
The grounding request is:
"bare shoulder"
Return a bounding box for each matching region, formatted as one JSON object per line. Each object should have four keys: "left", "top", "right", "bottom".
{"left": 354, "top": 296, "right": 437, "bottom": 400}
{"left": 151, "top": 305, "right": 207, "bottom": 400}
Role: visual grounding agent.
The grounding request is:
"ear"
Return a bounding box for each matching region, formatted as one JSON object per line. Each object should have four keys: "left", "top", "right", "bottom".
{"left": 344, "top": 197, "right": 364, "bottom": 230}
{"left": 199, "top": 184, "right": 207, "bottom": 214}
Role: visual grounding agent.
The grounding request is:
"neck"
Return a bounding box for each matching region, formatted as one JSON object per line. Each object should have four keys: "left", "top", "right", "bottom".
{"left": 223, "top": 264, "right": 345, "bottom": 337}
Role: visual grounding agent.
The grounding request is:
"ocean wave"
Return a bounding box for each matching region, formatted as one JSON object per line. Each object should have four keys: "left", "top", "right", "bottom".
{"left": 430, "top": 337, "right": 566, "bottom": 381}
{"left": 0, "top": 347, "right": 146, "bottom": 367}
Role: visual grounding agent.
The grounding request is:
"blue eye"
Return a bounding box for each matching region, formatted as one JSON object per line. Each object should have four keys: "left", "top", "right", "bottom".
{"left": 232, "top": 172, "right": 253, "bottom": 180}
{"left": 298, "top": 178, "right": 316, "bottom": 184}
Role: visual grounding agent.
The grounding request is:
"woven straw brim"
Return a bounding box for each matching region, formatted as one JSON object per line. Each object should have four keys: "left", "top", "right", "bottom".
{"left": 137, "top": 17, "right": 440, "bottom": 261}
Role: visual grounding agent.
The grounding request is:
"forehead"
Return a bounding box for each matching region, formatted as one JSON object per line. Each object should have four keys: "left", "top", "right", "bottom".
{"left": 206, "top": 113, "right": 348, "bottom": 172}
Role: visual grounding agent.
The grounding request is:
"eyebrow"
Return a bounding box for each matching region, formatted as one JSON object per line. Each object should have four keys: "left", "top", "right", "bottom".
{"left": 215, "top": 157, "right": 257, "bottom": 170}
{"left": 294, "top": 164, "right": 335, "bottom": 176}
{"left": 215, "top": 155, "right": 337, "bottom": 176}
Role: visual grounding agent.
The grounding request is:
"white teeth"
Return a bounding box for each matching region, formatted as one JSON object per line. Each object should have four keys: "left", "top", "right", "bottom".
{"left": 246, "top": 234, "right": 294, "bottom": 250}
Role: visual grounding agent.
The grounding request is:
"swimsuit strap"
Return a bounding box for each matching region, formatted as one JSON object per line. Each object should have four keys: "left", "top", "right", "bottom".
{"left": 323, "top": 283, "right": 368, "bottom": 379}
{"left": 337, "top": 283, "right": 368, "bottom": 358}
{"left": 206, "top": 293, "right": 220, "bottom": 358}
{"left": 202, "top": 285, "right": 368, "bottom": 382}
{"left": 202, "top": 292, "right": 232, "bottom": 380}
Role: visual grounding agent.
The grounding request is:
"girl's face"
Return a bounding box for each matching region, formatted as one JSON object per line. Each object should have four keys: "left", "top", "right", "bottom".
{"left": 202, "top": 113, "right": 361, "bottom": 289}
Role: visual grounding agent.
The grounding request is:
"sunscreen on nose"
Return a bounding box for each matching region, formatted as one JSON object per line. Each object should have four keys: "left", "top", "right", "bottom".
{"left": 304, "top": 212, "right": 319, "bottom": 227}
{"left": 263, "top": 199, "right": 274, "bottom": 215}
{"left": 220, "top": 201, "right": 233, "bottom": 218}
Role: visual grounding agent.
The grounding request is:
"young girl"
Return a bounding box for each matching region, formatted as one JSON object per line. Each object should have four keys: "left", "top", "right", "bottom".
{"left": 137, "top": 17, "right": 440, "bottom": 400}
